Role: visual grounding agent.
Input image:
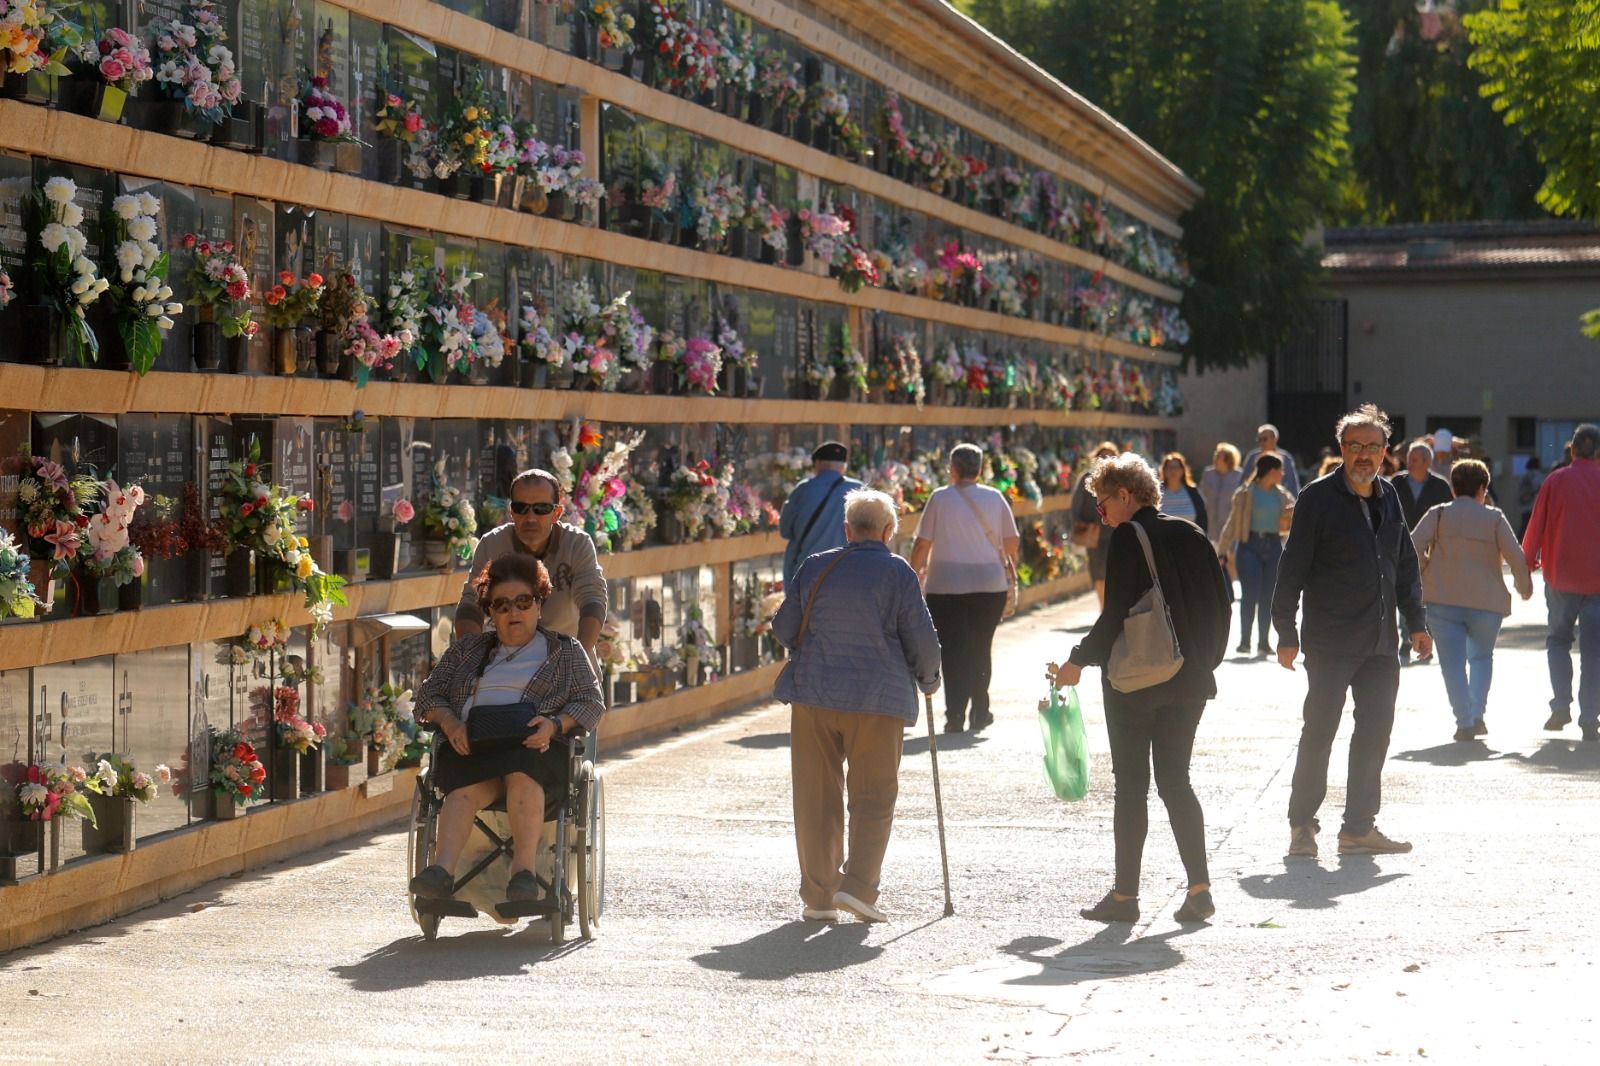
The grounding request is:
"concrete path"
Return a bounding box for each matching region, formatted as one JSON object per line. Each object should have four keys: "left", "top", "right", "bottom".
{"left": 2, "top": 581, "right": 1596, "bottom": 1064}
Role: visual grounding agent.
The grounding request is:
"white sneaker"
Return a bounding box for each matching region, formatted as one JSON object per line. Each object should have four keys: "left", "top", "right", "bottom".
{"left": 802, "top": 907, "right": 839, "bottom": 922}
{"left": 833, "top": 890, "right": 886, "bottom": 923}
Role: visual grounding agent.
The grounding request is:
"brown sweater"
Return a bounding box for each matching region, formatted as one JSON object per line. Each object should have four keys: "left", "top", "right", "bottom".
{"left": 1412, "top": 499, "right": 1532, "bottom": 616}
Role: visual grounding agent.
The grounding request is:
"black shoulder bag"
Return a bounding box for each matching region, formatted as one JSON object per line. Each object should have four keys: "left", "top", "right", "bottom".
{"left": 463, "top": 637, "right": 550, "bottom": 753}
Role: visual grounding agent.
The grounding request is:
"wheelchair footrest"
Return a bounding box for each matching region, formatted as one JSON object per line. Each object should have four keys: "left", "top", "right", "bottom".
{"left": 415, "top": 897, "right": 479, "bottom": 919}
{"left": 495, "top": 898, "right": 560, "bottom": 919}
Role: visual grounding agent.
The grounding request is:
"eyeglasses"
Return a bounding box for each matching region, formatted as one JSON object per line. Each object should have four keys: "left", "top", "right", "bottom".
{"left": 510, "top": 501, "right": 557, "bottom": 517}
{"left": 1341, "top": 441, "right": 1386, "bottom": 457}
{"left": 1095, "top": 497, "right": 1111, "bottom": 518}
{"left": 488, "top": 594, "right": 539, "bottom": 614}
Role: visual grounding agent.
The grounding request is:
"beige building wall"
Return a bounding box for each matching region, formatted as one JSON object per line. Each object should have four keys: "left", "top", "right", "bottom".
{"left": 1173, "top": 358, "right": 1270, "bottom": 466}
{"left": 1333, "top": 274, "right": 1600, "bottom": 472}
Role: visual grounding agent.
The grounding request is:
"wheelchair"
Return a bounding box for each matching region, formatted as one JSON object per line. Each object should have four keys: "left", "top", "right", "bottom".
{"left": 406, "top": 730, "right": 605, "bottom": 943}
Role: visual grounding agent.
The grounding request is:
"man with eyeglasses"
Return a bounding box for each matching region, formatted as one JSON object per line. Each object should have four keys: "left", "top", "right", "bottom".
{"left": 1241, "top": 423, "right": 1302, "bottom": 498}
{"left": 1272, "top": 404, "right": 1432, "bottom": 858}
{"left": 453, "top": 468, "right": 606, "bottom": 653}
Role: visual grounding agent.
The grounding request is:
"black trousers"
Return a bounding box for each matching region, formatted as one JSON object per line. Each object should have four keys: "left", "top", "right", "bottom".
{"left": 1288, "top": 652, "right": 1400, "bottom": 836}
{"left": 1104, "top": 694, "right": 1209, "bottom": 896}
{"left": 925, "top": 591, "right": 1007, "bottom": 728}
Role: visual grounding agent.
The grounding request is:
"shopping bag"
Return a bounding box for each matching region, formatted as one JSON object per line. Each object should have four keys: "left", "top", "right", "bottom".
{"left": 1038, "top": 685, "right": 1090, "bottom": 801}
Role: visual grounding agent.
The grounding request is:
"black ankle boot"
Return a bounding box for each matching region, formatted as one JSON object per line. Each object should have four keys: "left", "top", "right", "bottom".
{"left": 1080, "top": 891, "right": 1139, "bottom": 923}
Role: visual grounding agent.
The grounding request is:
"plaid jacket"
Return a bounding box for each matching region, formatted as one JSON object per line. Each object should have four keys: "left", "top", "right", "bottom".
{"left": 417, "top": 629, "right": 605, "bottom": 733}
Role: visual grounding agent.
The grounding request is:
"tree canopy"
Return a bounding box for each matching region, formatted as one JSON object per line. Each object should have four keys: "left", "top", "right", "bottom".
{"left": 1340, "top": 0, "right": 1543, "bottom": 223}
{"left": 960, "top": 0, "right": 1357, "bottom": 370}
{"left": 1465, "top": 0, "right": 1600, "bottom": 221}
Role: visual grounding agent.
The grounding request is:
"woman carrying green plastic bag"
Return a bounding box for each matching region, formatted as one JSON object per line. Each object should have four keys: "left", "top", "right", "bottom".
{"left": 1039, "top": 685, "right": 1090, "bottom": 801}
{"left": 1045, "top": 452, "right": 1231, "bottom": 927}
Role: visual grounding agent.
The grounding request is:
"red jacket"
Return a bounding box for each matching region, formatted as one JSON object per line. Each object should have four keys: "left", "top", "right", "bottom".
{"left": 1523, "top": 458, "right": 1600, "bottom": 594}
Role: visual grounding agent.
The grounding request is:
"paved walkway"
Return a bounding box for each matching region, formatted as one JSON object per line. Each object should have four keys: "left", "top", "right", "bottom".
{"left": 2, "top": 580, "right": 1597, "bottom": 1064}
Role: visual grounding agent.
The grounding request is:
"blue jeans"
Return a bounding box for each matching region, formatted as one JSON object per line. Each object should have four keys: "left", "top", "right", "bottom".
{"left": 1545, "top": 587, "right": 1600, "bottom": 726}
{"left": 1235, "top": 534, "right": 1282, "bottom": 648}
{"left": 1427, "top": 603, "right": 1503, "bottom": 729}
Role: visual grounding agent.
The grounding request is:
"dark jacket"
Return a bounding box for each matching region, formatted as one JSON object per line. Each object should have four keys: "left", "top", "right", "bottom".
{"left": 1069, "top": 507, "right": 1231, "bottom": 703}
{"left": 773, "top": 540, "right": 942, "bottom": 722}
{"left": 1272, "top": 467, "right": 1427, "bottom": 657}
{"left": 1390, "top": 471, "right": 1453, "bottom": 530}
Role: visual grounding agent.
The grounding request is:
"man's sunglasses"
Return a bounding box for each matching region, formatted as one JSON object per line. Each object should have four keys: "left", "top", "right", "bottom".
{"left": 488, "top": 593, "right": 540, "bottom": 614}
{"left": 510, "top": 501, "right": 557, "bottom": 517}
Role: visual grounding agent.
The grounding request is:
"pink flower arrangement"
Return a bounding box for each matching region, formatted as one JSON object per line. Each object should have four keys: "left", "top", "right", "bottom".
{"left": 84, "top": 27, "right": 153, "bottom": 94}
{"left": 391, "top": 498, "right": 416, "bottom": 524}
{"left": 682, "top": 336, "right": 723, "bottom": 395}
{"left": 148, "top": 1, "right": 242, "bottom": 125}
{"left": 345, "top": 319, "right": 408, "bottom": 376}
{"left": 300, "top": 75, "right": 354, "bottom": 141}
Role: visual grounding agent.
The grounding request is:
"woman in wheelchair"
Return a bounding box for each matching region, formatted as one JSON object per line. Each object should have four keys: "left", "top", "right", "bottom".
{"left": 408, "top": 553, "right": 605, "bottom": 907}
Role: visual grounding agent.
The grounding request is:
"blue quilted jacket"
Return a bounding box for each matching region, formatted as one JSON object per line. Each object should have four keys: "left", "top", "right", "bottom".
{"left": 773, "top": 541, "right": 943, "bottom": 722}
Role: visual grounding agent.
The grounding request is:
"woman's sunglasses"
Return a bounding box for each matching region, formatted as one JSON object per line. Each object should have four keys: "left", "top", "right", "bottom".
{"left": 510, "top": 501, "right": 557, "bottom": 517}
{"left": 488, "top": 594, "right": 539, "bottom": 614}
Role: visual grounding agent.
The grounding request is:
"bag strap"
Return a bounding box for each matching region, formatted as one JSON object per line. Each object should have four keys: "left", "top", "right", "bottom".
{"left": 796, "top": 474, "right": 848, "bottom": 551}
{"left": 1127, "top": 519, "right": 1164, "bottom": 595}
{"left": 955, "top": 484, "right": 1013, "bottom": 577}
{"left": 792, "top": 544, "right": 860, "bottom": 649}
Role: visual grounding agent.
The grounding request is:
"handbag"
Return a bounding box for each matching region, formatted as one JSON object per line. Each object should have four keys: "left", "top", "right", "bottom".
{"left": 775, "top": 545, "right": 859, "bottom": 688}
{"left": 954, "top": 485, "right": 1018, "bottom": 619}
{"left": 1106, "top": 521, "right": 1186, "bottom": 693}
{"left": 463, "top": 702, "right": 544, "bottom": 754}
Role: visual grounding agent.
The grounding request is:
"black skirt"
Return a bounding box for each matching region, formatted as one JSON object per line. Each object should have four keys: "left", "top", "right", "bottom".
{"left": 431, "top": 736, "right": 569, "bottom": 798}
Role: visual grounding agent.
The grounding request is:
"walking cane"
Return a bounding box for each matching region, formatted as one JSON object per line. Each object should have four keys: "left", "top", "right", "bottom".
{"left": 924, "top": 693, "right": 955, "bottom": 917}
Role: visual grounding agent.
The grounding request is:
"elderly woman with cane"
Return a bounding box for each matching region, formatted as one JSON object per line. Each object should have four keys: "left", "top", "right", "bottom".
{"left": 774, "top": 489, "right": 943, "bottom": 924}
{"left": 1047, "top": 453, "right": 1231, "bottom": 925}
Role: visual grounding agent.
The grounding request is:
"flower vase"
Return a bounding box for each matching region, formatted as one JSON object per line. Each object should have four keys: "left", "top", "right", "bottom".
{"left": 273, "top": 327, "right": 300, "bottom": 376}
{"left": 719, "top": 362, "right": 746, "bottom": 398}
{"left": 130, "top": 98, "right": 212, "bottom": 138}
{"left": 684, "top": 652, "right": 700, "bottom": 688}
{"left": 746, "top": 94, "right": 766, "bottom": 128}
{"left": 93, "top": 305, "right": 130, "bottom": 370}
{"left": 210, "top": 100, "right": 263, "bottom": 152}
{"left": 273, "top": 745, "right": 301, "bottom": 801}
{"left": 500, "top": 174, "right": 526, "bottom": 211}
{"left": 116, "top": 577, "right": 144, "bottom": 612}
{"left": 314, "top": 329, "right": 341, "bottom": 376}
{"left": 439, "top": 172, "right": 472, "bottom": 200}
{"left": 301, "top": 747, "right": 327, "bottom": 795}
{"left": 1, "top": 70, "right": 52, "bottom": 106}
{"left": 15, "top": 303, "right": 66, "bottom": 366}
{"left": 366, "top": 746, "right": 383, "bottom": 778}
{"left": 68, "top": 568, "right": 107, "bottom": 618}
{"left": 334, "top": 142, "right": 362, "bottom": 175}
{"left": 649, "top": 362, "right": 678, "bottom": 395}
{"left": 0, "top": 818, "right": 43, "bottom": 884}
{"left": 298, "top": 137, "right": 337, "bottom": 170}
{"left": 370, "top": 531, "right": 406, "bottom": 579}
{"left": 546, "top": 190, "right": 572, "bottom": 221}
{"left": 477, "top": 173, "right": 504, "bottom": 206}
{"left": 423, "top": 538, "right": 452, "bottom": 569}
{"left": 375, "top": 138, "right": 405, "bottom": 183}
{"left": 812, "top": 122, "right": 834, "bottom": 155}
{"left": 255, "top": 558, "right": 288, "bottom": 597}
{"left": 785, "top": 216, "right": 805, "bottom": 267}
{"left": 619, "top": 367, "right": 647, "bottom": 394}
{"left": 793, "top": 115, "right": 812, "bottom": 145}
{"left": 81, "top": 794, "right": 136, "bottom": 854}
{"left": 192, "top": 319, "right": 222, "bottom": 370}
{"left": 226, "top": 334, "right": 251, "bottom": 373}
{"left": 525, "top": 361, "right": 549, "bottom": 389}
{"left": 723, "top": 225, "right": 747, "bottom": 258}
{"left": 657, "top": 510, "right": 685, "bottom": 546}
{"left": 57, "top": 78, "right": 127, "bottom": 123}
{"left": 209, "top": 790, "right": 241, "bottom": 821}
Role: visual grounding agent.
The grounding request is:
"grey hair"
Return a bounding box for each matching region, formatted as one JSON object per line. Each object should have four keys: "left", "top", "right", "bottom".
{"left": 1334, "top": 403, "right": 1393, "bottom": 443}
{"left": 1573, "top": 424, "right": 1600, "bottom": 459}
{"left": 844, "top": 489, "right": 899, "bottom": 537}
{"left": 1257, "top": 424, "right": 1279, "bottom": 439}
{"left": 1407, "top": 439, "right": 1433, "bottom": 460}
{"left": 949, "top": 443, "right": 984, "bottom": 480}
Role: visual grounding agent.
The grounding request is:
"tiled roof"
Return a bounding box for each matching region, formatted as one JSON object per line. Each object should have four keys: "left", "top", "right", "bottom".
{"left": 1324, "top": 244, "right": 1600, "bottom": 272}
{"left": 1321, "top": 220, "right": 1600, "bottom": 274}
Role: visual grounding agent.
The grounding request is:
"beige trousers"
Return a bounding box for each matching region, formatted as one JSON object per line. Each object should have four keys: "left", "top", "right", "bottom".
{"left": 790, "top": 703, "right": 904, "bottom": 909}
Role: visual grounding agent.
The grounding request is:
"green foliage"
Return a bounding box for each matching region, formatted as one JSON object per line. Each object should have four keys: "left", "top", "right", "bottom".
{"left": 1340, "top": 0, "right": 1543, "bottom": 223}
{"left": 960, "top": 0, "right": 1358, "bottom": 370}
{"left": 1465, "top": 0, "right": 1600, "bottom": 221}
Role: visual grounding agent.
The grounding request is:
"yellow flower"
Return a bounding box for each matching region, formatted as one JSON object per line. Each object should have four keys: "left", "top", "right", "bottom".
{"left": 297, "top": 536, "right": 309, "bottom": 549}
{"left": 463, "top": 107, "right": 479, "bottom": 122}
{"left": 462, "top": 132, "right": 475, "bottom": 145}
{"left": 296, "top": 555, "right": 315, "bottom": 579}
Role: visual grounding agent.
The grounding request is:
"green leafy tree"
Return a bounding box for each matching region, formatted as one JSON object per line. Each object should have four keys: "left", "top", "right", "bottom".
{"left": 1466, "top": 0, "right": 1600, "bottom": 335}
{"left": 961, "top": 0, "right": 1358, "bottom": 370}
{"left": 1341, "top": 0, "right": 1543, "bottom": 223}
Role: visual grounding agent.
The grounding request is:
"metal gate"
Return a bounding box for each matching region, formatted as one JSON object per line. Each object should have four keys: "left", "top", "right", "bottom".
{"left": 1268, "top": 298, "right": 1348, "bottom": 452}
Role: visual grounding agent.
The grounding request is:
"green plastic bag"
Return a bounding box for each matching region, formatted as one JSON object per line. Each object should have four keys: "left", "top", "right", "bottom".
{"left": 1039, "top": 686, "right": 1090, "bottom": 801}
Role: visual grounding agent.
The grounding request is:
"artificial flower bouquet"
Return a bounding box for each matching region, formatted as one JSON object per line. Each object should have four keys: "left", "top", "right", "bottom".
{"left": 16, "top": 763, "right": 96, "bottom": 825}
{"left": 147, "top": 0, "right": 242, "bottom": 127}
{"left": 420, "top": 267, "right": 480, "bottom": 377}
{"left": 299, "top": 74, "right": 356, "bottom": 141}
{"left": 261, "top": 270, "right": 324, "bottom": 329}
{"left": 79, "top": 479, "right": 147, "bottom": 586}
{"left": 209, "top": 727, "right": 265, "bottom": 807}
{"left": 29, "top": 175, "right": 109, "bottom": 363}
{"left": 81, "top": 754, "right": 170, "bottom": 804}
{"left": 1, "top": 0, "right": 78, "bottom": 79}
{"left": 103, "top": 192, "right": 181, "bottom": 375}
{"left": 16, "top": 455, "right": 98, "bottom": 568}
{"left": 0, "top": 528, "right": 39, "bottom": 619}
{"left": 274, "top": 684, "right": 326, "bottom": 755}
{"left": 421, "top": 461, "right": 477, "bottom": 563}
{"left": 180, "top": 232, "right": 256, "bottom": 339}
{"left": 75, "top": 25, "right": 153, "bottom": 95}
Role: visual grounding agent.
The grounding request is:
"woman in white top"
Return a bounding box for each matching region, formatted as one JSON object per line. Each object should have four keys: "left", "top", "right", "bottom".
{"left": 908, "top": 443, "right": 1020, "bottom": 733}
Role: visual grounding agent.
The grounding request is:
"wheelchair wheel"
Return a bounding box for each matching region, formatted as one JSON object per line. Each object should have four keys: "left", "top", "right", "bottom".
{"left": 407, "top": 781, "right": 438, "bottom": 937}
{"left": 547, "top": 808, "right": 567, "bottom": 945}
{"left": 578, "top": 770, "right": 605, "bottom": 940}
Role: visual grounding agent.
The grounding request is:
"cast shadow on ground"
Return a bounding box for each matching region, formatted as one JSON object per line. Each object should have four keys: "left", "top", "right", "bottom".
{"left": 1238, "top": 855, "right": 1406, "bottom": 911}
{"left": 1491, "top": 625, "right": 1552, "bottom": 652}
{"left": 996, "top": 925, "right": 1195, "bottom": 987}
{"left": 331, "top": 924, "right": 585, "bottom": 991}
{"left": 903, "top": 732, "right": 988, "bottom": 756}
{"left": 1497, "top": 739, "right": 1600, "bottom": 777}
{"left": 691, "top": 920, "right": 882, "bottom": 980}
{"left": 729, "top": 732, "right": 791, "bottom": 750}
{"left": 1392, "top": 742, "right": 1515, "bottom": 767}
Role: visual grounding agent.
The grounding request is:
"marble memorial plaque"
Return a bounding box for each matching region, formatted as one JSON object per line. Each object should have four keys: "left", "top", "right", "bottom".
{"left": 114, "top": 645, "right": 192, "bottom": 839}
